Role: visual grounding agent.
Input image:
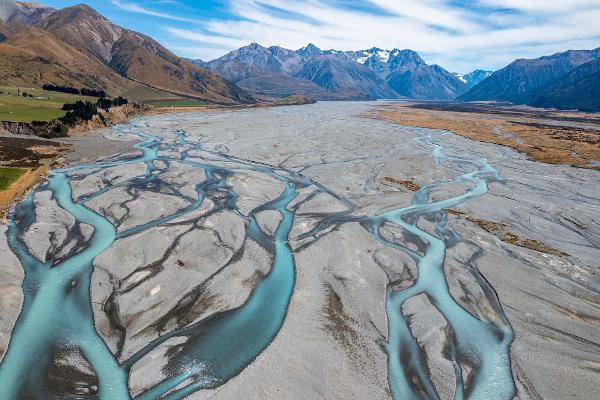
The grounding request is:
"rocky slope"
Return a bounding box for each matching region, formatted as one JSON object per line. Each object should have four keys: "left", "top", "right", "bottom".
{"left": 350, "top": 48, "right": 467, "bottom": 99}
{"left": 530, "top": 58, "right": 600, "bottom": 111}
{"left": 0, "top": 1, "right": 255, "bottom": 104}
{"left": 205, "top": 44, "right": 467, "bottom": 100}
{"left": 0, "top": 26, "right": 130, "bottom": 94}
{"left": 459, "top": 48, "right": 600, "bottom": 107}
{"left": 293, "top": 52, "right": 393, "bottom": 99}
{"left": 0, "top": 0, "right": 55, "bottom": 34}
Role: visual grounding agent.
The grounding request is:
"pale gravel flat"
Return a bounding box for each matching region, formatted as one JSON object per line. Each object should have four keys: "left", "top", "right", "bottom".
{"left": 0, "top": 102, "right": 598, "bottom": 399}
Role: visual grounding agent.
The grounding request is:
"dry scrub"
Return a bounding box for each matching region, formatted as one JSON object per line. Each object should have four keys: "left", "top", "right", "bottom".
{"left": 448, "top": 209, "right": 569, "bottom": 257}
{"left": 382, "top": 176, "right": 421, "bottom": 191}
{"left": 375, "top": 103, "right": 600, "bottom": 169}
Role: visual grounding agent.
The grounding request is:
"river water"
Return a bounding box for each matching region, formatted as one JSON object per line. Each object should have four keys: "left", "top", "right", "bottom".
{"left": 0, "top": 107, "right": 516, "bottom": 399}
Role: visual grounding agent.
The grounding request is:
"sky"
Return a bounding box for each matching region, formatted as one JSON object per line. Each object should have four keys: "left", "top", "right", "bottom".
{"left": 44, "top": 0, "right": 600, "bottom": 73}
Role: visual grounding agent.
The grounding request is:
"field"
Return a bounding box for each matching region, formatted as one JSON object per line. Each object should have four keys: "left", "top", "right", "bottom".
{"left": 0, "top": 86, "right": 96, "bottom": 123}
{"left": 0, "top": 167, "right": 26, "bottom": 190}
{"left": 142, "top": 99, "right": 208, "bottom": 108}
{"left": 0, "top": 85, "right": 211, "bottom": 123}
{"left": 119, "top": 83, "right": 211, "bottom": 108}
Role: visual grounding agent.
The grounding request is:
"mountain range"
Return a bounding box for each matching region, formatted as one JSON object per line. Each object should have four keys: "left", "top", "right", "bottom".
{"left": 0, "top": 1, "right": 255, "bottom": 104}
{"left": 459, "top": 48, "right": 600, "bottom": 111}
{"left": 0, "top": 1, "right": 597, "bottom": 111}
{"left": 202, "top": 44, "right": 482, "bottom": 101}
{"left": 203, "top": 42, "right": 600, "bottom": 110}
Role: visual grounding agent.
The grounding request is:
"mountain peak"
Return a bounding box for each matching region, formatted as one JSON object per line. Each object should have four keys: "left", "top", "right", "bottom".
{"left": 459, "top": 49, "right": 599, "bottom": 103}
{"left": 246, "top": 42, "right": 265, "bottom": 50}
{"left": 63, "top": 3, "right": 98, "bottom": 13}
{"left": 298, "top": 43, "right": 321, "bottom": 55}
{"left": 388, "top": 49, "right": 424, "bottom": 66}
{"left": 395, "top": 49, "right": 420, "bottom": 56}
{"left": 46, "top": 2, "right": 108, "bottom": 22}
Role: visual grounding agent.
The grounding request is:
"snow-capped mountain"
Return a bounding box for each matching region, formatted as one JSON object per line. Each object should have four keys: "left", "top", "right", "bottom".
{"left": 343, "top": 47, "right": 467, "bottom": 99}
{"left": 205, "top": 44, "right": 469, "bottom": 100}
{"left": 454, "top": 70, "right": 494, "bottom": 89}
{"left": 348, "top": 47, "right": 393, "bottom": 65}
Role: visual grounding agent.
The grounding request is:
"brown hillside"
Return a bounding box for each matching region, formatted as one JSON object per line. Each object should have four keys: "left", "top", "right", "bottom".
{"left": 38, "top": 4, "right": 122, "bottom": 63}
{"left": 37, "top": 4, "right": 255, "bottom": 104}
{"left": 109, "top": 31, "right": 256, "bottom": 104}
{"left": 0, "top": 27, "right": 127, "bottom": 94}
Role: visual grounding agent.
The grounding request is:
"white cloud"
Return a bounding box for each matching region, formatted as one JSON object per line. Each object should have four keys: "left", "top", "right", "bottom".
{"left": 112, "top": 0, "right": 600, "bottom": 72}
{"left": 110, "top": 0, "right": 200, "bottom": 23}
{"left": 367, "top": 0, "right": 482, "bottom": 33}
{"left": 476, "top": 0, "right": 600, "bottom": 13}
{"left": 168, "top": 45, "right": 228, "bottom": 61}
{"left": 166, "top": 27, "right": 246, "bottom": 48}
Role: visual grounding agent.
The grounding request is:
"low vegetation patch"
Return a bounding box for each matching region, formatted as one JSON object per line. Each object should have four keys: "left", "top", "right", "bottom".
{"left": 0, "top": 167, "right": 26, "bottom": 190}
{"left": 323, "top": 283, "right": 358, "bottom": 351}
{"left": 0, "top": 137, "right": 67, "bottom": 168}
{"left": 382, "top": 176, "right": 422, "bottom": 191}
{"left": 143, "top": 99, "right": 207, "bottom": 108}
{"left": 448, "top": 209, "right": 569, "bottom": 257}
{"left": 0, "top": 138, "right": 70, "bottom": 219}
{"left": 271, "top": 95, "right": 316, "bottom": 106}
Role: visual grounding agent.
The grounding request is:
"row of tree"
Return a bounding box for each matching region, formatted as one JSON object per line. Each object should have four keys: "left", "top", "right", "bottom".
{"left": 42, "top": 84, "right": 107, "bottom": 98}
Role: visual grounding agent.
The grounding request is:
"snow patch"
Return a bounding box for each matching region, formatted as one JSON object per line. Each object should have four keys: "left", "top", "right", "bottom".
{"left": 377, "top": 50, "right": 390, "bottom": 63}
{"left": 453, "top": 73, "right": 467, "bottom": 83}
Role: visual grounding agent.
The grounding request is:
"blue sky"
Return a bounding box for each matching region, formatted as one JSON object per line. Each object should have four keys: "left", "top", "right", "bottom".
{"left": 45, "top": 0, "right": 600, "bottom": 73}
